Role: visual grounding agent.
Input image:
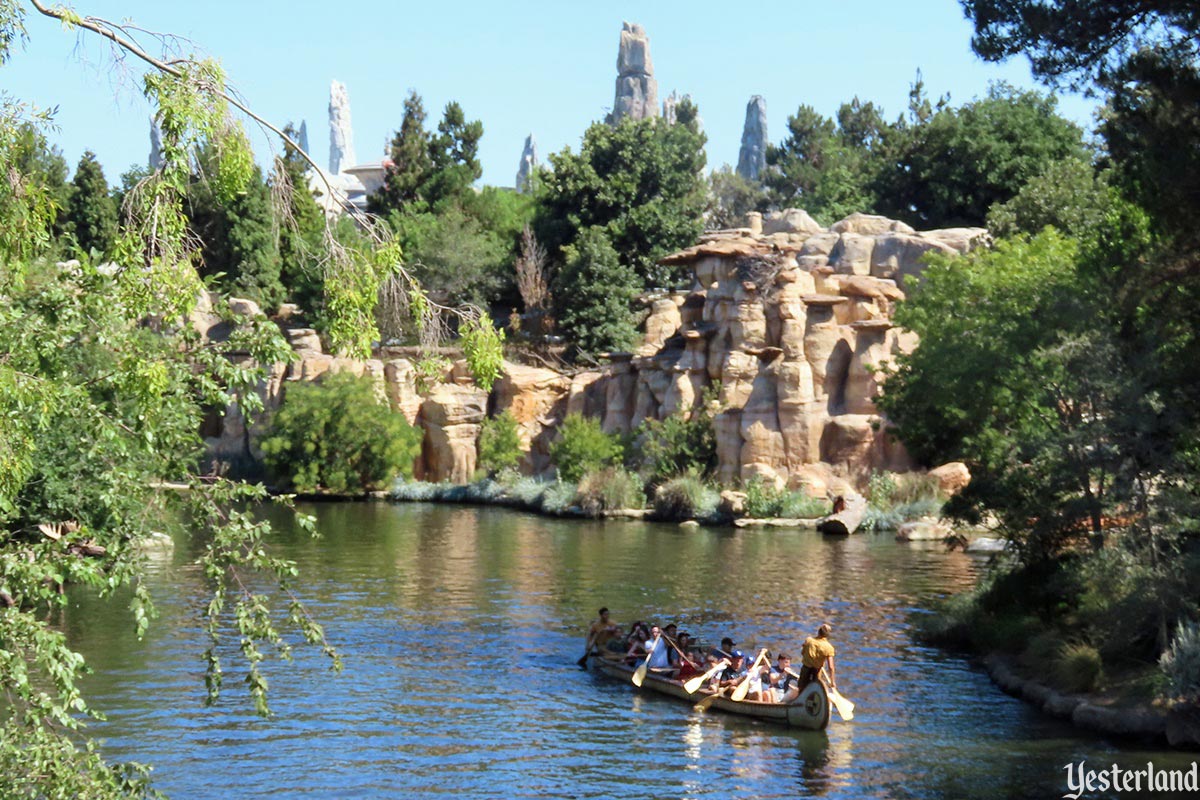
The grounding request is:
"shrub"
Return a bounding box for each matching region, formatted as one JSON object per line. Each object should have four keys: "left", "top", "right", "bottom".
{"left": 743, "top": 478, "right": 786, "bottom": 518}
{"left": 478, "top": 411, "right": 523, "bottom": 474}
{"left": 1161, "top": 620, "right": 1200, "bottom": 703}
{"left": 577, "top": 467, "right": 645, "bottom": 517}
{"left": 653, "top": 473, "right": 719, "bottom": 520}
{"left": 261, "top": 373, "right": 423, "bottom": 493}
{"left": 507, "top": 476, "right": 550, "bottom": 507}
{"left": 390, "top": 480, "right": 443, "bottom": 501}
{"left": 549, "top": 413, "right": 623, "bottom": 483}
{"left": 1052, "top": 642, "right": 1104, "bottom": 693}
{"left": 538, "top": 480, "right": 578, "bottom": 515}
{"left": 779, "top": 492, "right": 828, "bottom": 519}
{"left": 636, "top": 404, "right": 717, "bottom": 484}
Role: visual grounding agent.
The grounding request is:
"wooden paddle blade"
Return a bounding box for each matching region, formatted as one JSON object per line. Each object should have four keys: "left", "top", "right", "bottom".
{"left": 730, "top": 676, "right": 752, "bottom": 702}
{"left": 632, "top": 660, "right": 648, "bottom": 687}
{"left": 829, "top": 689, "right": 855, "bottom": 721}
{"left": 694, "top": 689, "right": 722, "bottom": 711}
{"left": 683, "top": 664, "right": 721, "bottom": 694}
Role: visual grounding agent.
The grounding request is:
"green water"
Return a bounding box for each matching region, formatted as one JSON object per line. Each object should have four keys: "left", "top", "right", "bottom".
{"left": 61, "top": 502, "right": 1195, "bottom": 798}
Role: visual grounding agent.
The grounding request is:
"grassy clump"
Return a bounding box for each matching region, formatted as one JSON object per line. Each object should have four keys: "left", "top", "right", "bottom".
{"left": 653, "top": 473, "right": 719, "bottom": 521}
{"left": 1161, "top": 620, "right": 1200, "bottom": 703}
{"left": 576, "top": 467, "right": 645, "bottom": 517}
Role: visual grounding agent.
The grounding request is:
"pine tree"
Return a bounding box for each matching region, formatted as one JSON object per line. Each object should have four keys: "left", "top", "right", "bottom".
{"left": 370, "top": 91, "right": 432, "bottom": 214}
{"left": 554, "top": 226, "right": 640, "bottom": 354}
{"left": 277, "top": 122, "right": 326, "bottom": 314}
{"left": 63, "top": 151, "right": 118, "bottom": 256}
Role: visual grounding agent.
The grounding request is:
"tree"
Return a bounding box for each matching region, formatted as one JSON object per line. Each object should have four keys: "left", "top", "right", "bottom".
{"left": 276, "top": 121, "right": 326, "bottom": 317}
{"left": 534, "top": 100, "right": 708, "bottom": 288}
{"left": 549, "top": 412, "right": 624, "bottom": 483}
{"left": 259, "top": 372, "right": 423, "bottom": 493}
{"left": 764, "top": 100, "right": 881, "bottom": 224}
{"left": 63, "top": 150, "right": 117, "bottom": 256}
{"left": 553, "top": 226, "right": 640, "bottom": 354}
{"left": 389, "top": 204, "right": 507, "bottom": 308}
{"left": 986, "top": 157, "right": 1118, "bottom": 239}
{"left": 874, "top": 83, "right": 1089, "bottom": 228}
{"left": 707, "top": 166, "right": 766, "bottom": 230}
{"left": 188, "top": 158, "right": 285, "bottom": 308}
{"left": 424, "top": 100, "right": 483, "bottom": 208}
{"left": 478, "top": 410, "right": 523, "bottom": 474}
{"left": 370, "top": 91, "right": 431, "bottom": 214}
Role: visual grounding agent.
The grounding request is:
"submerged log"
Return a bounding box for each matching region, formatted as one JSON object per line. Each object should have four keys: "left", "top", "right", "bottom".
{"left": 817, "top": 493, "right": 867, "bottom": 536}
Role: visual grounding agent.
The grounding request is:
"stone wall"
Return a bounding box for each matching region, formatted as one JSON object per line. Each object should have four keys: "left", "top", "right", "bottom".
{"left": 202, "top": 209, "right": 986, "bottom": 493}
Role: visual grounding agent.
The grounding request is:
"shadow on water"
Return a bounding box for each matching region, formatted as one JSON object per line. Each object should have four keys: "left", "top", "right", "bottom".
{"left": 62, "top": 503, "right": 1196, "bottom": 799}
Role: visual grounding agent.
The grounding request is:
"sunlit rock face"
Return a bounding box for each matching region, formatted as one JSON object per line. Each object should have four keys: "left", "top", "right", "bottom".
{"left": 736, "top": 95, "right": 768, "bottom": 181}
{"left": 328, "top": 80, "right": 356, "bottom": 176}
{"left": 607, "top": 22, "right": 658, "bottom": 124}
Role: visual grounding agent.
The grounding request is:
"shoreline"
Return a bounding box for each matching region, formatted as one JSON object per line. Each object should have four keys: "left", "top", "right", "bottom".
{"left": 981, "top": 653, "right": 1200, "bottom": 750}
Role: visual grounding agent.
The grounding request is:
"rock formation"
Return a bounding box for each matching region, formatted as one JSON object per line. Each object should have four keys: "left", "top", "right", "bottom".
{"left": 202, "top": 210, "right": 988, "bottom": 492}
{"left": 148, "top": 120, "right": 163, "bottom": 170}
{"left": 608, "top": 22, "right": 658, "bottom": 124}
{"left": 662, "top": 91, "right": 678, "bottom": 125}
{"left": 328, "top": 80, "right": 356, "bottom": 175}
{"left": 736, "top": 96, "right": 768, "bottom": 181}
{"left": 515, "top": 134, "right": 538, "bottom": 194}
{"left": 297, "top": 120, "right": 309, "bottom": 156}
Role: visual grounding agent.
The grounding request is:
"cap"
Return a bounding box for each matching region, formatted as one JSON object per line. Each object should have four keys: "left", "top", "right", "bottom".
{"left": 732, "top": 649, "right": 746, "bottom": 659}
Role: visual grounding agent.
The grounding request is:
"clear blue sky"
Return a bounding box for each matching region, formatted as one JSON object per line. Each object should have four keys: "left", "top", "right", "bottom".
{"left": 3, "top": 0, "right": 1099, "bottom": 187}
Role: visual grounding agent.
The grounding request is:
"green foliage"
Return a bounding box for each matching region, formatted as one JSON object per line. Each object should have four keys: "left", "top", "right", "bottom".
{"left": 743, "top": 478, "right": 787, "bottom": 519}
{"left": 874, "top": 83, "right": 1089, "bottom": 228}
{"left": 1161, "top": 621, "right": 1200, "bottom": 703}
{"left": 779, "top": 492, "right": 831, "bottom": 519}
{"left": 459, "top": 312, "right": 505, "bottom": 391}
{"left": 0, "top": 110, "right": 67, "bottom": 264}
{"left": 534, "top": 107, "right": 708, "bottom": 288}
{"left": 538, "top": 480, "right": 578, "bottom": 515}
{"left": 478, "top": 411, "right": 523, "bottom": 474}
{"left": 1052, "top": 642, "right": 1105, "bottom": 693}
{"left": 986, "top": 158, "right": 1118, "bottom": 240}
{"left": 549, "top": 412, "right": 624, "bottom": 483}
{"left": 576, "top": 466, "right": 645, "bottom": 516}
{"left": 189, "top": 157, "right": 284, "bottom": 308}
{"left": 63, "top": 150, "right": 117, "bottom": 257}
{"left": 389, "top": 205, "right": 509, "bottom": 307}
{"left": 636, "top": 403, "right": 718, "bottom": 484}
{"left": 652, "top": 472, "right": 719, "bottom": 521}
{"left": 708, "top": 166, "right": 767, "bottom": 230}
{"left": 553, "top": 226, "right": 640, "bottom": 354}
{"left": 276, "top": 121, "right": 327, "bottom": 317}
{"left": 324, "top": 241, "right": 401, "bottom": 358}
{"left": 765, "top": 98, "right": 884, "bottom": 225}
{"left": 259, "top": 372, "right": 422, "bottom": 494}
{"left": 370, "top": 91, "right": 432, "bottom": 213}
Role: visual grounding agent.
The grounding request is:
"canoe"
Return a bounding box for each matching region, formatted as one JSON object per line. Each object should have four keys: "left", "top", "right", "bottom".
{"left": 592, "top": 655, "right": 830, "bottom": 730}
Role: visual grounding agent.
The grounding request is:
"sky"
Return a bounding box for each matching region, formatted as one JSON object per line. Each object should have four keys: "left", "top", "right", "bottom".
{"left": 3, "top": 0, "right": 1101, "bottom": 188}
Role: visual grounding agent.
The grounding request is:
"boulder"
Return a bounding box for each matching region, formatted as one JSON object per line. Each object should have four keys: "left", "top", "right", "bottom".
{"left": 929, "top": 461, "right": 971, "bottom": 495}
{"left": 286, "top": 327, "right": 323, "bottom": 354}
{"left": 719, "top": 490, "right": 747, "bottom": 516}
{"left": 829, "top": 233, "right": 876, "bottom": 276}
{"left": 762, "top": 208, "right": 823, "bottom": 236}
{"left": 640, "top": 297, "right": 683, "bottom": 354}
{"left": 896, "top": 519, "right": 952, "bottom": 541}
{"left": 870, "top": 233, "right": 957, "bottom": 284}
{"left": 830, "top": 212, "right": 914, "bottom": 236}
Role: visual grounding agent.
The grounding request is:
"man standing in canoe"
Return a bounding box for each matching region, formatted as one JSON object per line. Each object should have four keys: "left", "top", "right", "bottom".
{"left": 578, "top": 607, "right": 620, "bottom": 667}
{"left": 799, "top": 623, "right": 837, "bottom": 691}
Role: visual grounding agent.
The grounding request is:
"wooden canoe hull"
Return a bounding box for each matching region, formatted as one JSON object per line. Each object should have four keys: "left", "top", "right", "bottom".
{"left": 593, "top": 657, "right": 830, "bottom": 730}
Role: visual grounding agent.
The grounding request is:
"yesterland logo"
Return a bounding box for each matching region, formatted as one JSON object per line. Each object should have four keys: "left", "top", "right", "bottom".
{"left": 1064, "top": 761, "right": 1200, "bottom": 798}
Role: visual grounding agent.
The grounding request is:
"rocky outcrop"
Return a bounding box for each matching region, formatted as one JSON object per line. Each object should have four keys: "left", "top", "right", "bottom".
{"left": 608, "top": 22, "right": 658, "bottom": 124}
{"left": 297, "top": 120, "right": 309, "bottom": 156}
{"left": 736, "top": 95, "right": 768, "bottom": 181}
{"left": 515, "top": 134, "right": 538, "bottom": 194}
{"left": 328, "top": 80, "right": 355, "bottom": 175}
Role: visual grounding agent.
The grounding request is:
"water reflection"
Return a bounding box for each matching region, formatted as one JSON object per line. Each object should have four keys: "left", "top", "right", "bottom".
{"left": 58, "top": 502, "right": 1183, "bottom": 799}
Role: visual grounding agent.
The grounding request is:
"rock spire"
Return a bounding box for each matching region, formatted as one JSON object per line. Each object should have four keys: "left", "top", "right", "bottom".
{"left": 328, "top": 80, "right": 356, "bottom": 174}
{"left": 737, "top": 95, "right": 768, "bottom": 181}
{"left": 515, "top": 134, "right": 538, "bottom": 194}
{"left": 148, "top": 119, "right": 163, "bottom": 170}
{"left": 607, "top": 22, "right": 658, "bottom": 124}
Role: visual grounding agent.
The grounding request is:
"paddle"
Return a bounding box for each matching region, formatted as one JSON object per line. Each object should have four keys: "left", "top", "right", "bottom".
{"left": 693, "top": 685, "right": 726, "bottom": 711}
{"left": 683, "top": 659, "right": 728, "bottom": 695}
{"left": 819, "top": 667, "right": 855, "bottom": 720}
{"left": 631, "top": 635, "right": 661, "bottom": 687}
{"left": 730, "top": 648, "right": 769, "bottom": 702}
{"left": 661, "top": 634, "right": 699, "bottom": 670}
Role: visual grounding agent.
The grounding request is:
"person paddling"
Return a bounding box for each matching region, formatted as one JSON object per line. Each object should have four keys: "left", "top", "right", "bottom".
{"left": 577, "top": 607, "right": 620, "bottom": 667}
{"left": 799, "top": 623, "right": 837, "bottom": 691}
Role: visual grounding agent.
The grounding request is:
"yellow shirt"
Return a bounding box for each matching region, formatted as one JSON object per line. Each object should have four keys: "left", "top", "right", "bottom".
{"left": 801, "top": 636, "right": 835, "bottom": 669}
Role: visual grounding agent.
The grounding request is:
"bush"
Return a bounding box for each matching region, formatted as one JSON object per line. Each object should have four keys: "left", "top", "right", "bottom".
{"left": 653, "top": 473, "right": 719, "bottom": 521}
{"left": 577, "top": 467, "right": 645, "bottom": 517}
{"left": 549, "top": 413, "right": 623, "bottom": 483}
{"left": 539, "top": 480, "right": 578, "bottom": 515}
{"left": 779, "top": 492, "right": 829, "bottom": 519}
{"left": 1161, "top": 620, "right": 1200, "bottom": 703}
{"left": 1052, "top": 642, "right": 1104, "bottom": 693}
{"left": 261, "top": 373, "right": 423, "bottom": 493}
{"left": 636, "top": 405, "right": 717, "bottom": 484}
{"left": 478, "top": 411, "right": 523, "bottom": 474}
{"left": 390, "top": 480, "right": 443, "bottom": 501}
{"left": 743, "top": 478, "right": 786, "bottom": 518}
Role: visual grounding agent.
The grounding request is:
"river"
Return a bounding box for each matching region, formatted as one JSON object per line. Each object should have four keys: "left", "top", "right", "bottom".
{"left": 62, "top": 502, "right": 1194, "bottom": 799}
